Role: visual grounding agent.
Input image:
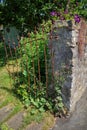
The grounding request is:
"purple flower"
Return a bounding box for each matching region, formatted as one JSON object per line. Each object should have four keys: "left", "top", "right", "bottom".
{"left": 50, "top": 11, "right": 57, "bottom": 16}
{"left": 74, "top": 14, "right": 80, "bottom": 23}
{"left": 74, "top": 14, "right": 78, "bottom": 19}
{"left": 64, "top": 10, "right": 68, "bottom": 14}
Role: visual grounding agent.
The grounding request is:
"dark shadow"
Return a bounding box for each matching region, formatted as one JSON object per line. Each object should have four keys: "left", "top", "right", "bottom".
{"left": 0, "top": 86, "right": 21, "bottom": 101}
{"left": 0, "top": 42, "right": 6, "bottom": 67}
{"left": 48, "top": 20, "right": 73, "bottom": 112}
{"left": 0, "top": 42, "right": 18, "bottom": 67}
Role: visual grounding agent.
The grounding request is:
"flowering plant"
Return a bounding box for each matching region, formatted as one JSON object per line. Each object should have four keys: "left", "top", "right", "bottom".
{"left": 0, "top": 0, "right": 87, "bottom": 31}
{"left": 50, "top": 10, "right": 81, "bottom": 23}
{"left": 74, "top": 14, "right": 80, "bottom": 23}
{"left": 50, "top": 0, "right": 87, "bottom": 24}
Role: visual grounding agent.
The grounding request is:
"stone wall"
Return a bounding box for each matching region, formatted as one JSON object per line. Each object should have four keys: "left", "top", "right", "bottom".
{"left": 50, "top": 20, "right": 87, "bottom": 112}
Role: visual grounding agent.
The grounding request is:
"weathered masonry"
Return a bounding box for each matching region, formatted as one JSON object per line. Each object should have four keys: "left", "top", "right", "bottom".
{"left": 50, "top": 20, "right": 87, "bottom": 112}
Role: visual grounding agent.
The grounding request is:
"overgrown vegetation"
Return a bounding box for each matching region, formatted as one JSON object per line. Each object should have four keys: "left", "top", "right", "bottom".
{"left": 0, "top": 43, "right": 55, "bottom": 130}
{"left": 0, "top": 0, "right": 87, "bottom": 32}
{"left": 12, "top": 22, "right": 68, "bottom": 116}
{"left": 15, "top": 29, "right": 51, "bottom": 112}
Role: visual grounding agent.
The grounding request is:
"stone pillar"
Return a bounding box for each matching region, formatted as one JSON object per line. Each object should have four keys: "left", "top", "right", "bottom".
{"left": 50, "top": 20, "right": 87, "bottom": 112}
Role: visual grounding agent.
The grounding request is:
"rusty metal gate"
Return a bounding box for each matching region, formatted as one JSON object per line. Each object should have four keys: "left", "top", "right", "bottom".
{"left": 1, "top": 25, "right": 57, "bottom": 98}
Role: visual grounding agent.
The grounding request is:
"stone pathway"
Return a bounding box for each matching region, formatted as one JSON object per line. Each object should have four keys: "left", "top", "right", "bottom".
{"left": 0, "top": 105, "right": 13, "bottom": 122}
{"left": 52, "top": 87, "right": 87, "bottom": 130}
{"left": 7, "top": 111, "right": 24, "bottom": 130}
{"left": 0, "top": 88, "right": 87, "bottom": 130}
{"left": 25, "top": 123, "right": 43, "bottom": 130}
{"left": 0, "top": 103, "right": 45, "bottom": 130}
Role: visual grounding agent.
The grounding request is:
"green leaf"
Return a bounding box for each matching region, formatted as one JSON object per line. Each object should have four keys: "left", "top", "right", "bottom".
{"left": 39, "top": 107, "right": 45, "bottom": 112}
{"left": 30, "top": 109, "right": 37, "bottom": 115}
{"left": 40, "top": 98, "right": 46, "bottom": 103}
{"left": 56, "top": 96, "right": 63, "bottom": 101}
{"left": 58, "top": 103, "right": 64, "bottom": 108}
{"left": 23, "top": 70, "right": 27, "bottom": 77}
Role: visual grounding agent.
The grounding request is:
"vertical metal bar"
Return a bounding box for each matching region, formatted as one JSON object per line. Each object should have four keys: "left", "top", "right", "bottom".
{"left": 38, "top": 54, "right": 41, "bottom": 83}
{"left": 27, "top": 35, "right": 31, "bottom": 91}
{"left": 49, "top": 28, "right": 54, "bottom": 82}
{"left": 51, "top": 44, "right": 54, "bottom": 82}
{"left": 44, "top": 44, "right": 48, "bottom": 97}
{"left": 8, "top": 40, "right": 13, "bottom": 58}
{"left": 33, "top": 58, "right": 36, "bottom": 86}
{"left": 30, "top": 39, "right": 36, "bottom": 97}
{"left": 18, "top": 36, "right": 23, "bottom": 73}
{"left": 3, "top": 40, "right": 12, "bottom": 86}
{"left": 42, "top": 26, "right": 48, "bottom": 97}
{"left": 7, "top": 39, "right": 16, "bottom": 84}
{"left": 34, "top": 27, "right": 41, "bottom": 85}
{"left": 3, "top": 38, "right": 8, "bottom": 62}
{"left": 13, "top": 41, "right": 19, "bottom": 82}
{"left": 29, "top": 34, "right": 36, "bottom": 87}
{"left": 23, "top": 38, "right": 30, "bottom": 91}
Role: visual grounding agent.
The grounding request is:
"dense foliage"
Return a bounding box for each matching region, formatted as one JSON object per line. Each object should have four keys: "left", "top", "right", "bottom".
{"left": 13, "top": 25, "right": 65, "bottom": 115}
{"left": 0, "top": 0, "right": 54, "bottom": 30}
{"left": 0, "top": 0, "right": 87, "bottom": 31}
{"left": 16, "top": 30, "right": 50, "bottom": 112}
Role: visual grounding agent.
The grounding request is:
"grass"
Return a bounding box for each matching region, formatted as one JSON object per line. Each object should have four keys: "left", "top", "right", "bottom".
{"left": 0, "top": 42, "right": 23, "bottom": 127}
{"left": 0, "top": 123, "right": 14, "bottom": 130}
{"left": 20, "top": 108, "right": 55, "bottom": 130}
{"left": 0, "top": 42, "right": 55, "bottom": 130}
{"left": 0, "top": 42, "right": 22, "bottom": 107}
{"left": 0, "top": 67, "right": 22, "bottom": 107}
{"left": 0, "top": 42, "right": 6, "bottom": 67}
{"left": 0, "top": 66, "right": 23, "bottom": 124}
{"left": 42, "top": 112, "right": 55, "bottom": 130}
{"left": 19, "top": 110, "right": 42, "bottom": 129}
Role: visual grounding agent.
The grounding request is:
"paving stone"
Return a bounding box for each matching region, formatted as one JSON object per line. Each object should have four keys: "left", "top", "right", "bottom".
{"left": 52, "top": 87, "right": 87, "bottom": 130}
{"left": 7, "top": 111, "right": 24, "bottom": 130}
{"left": 25, "top": 122, "right": 43, "bottom": 130}
{"left": 0, "top": 105, "right": 13, "bottom": 122}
